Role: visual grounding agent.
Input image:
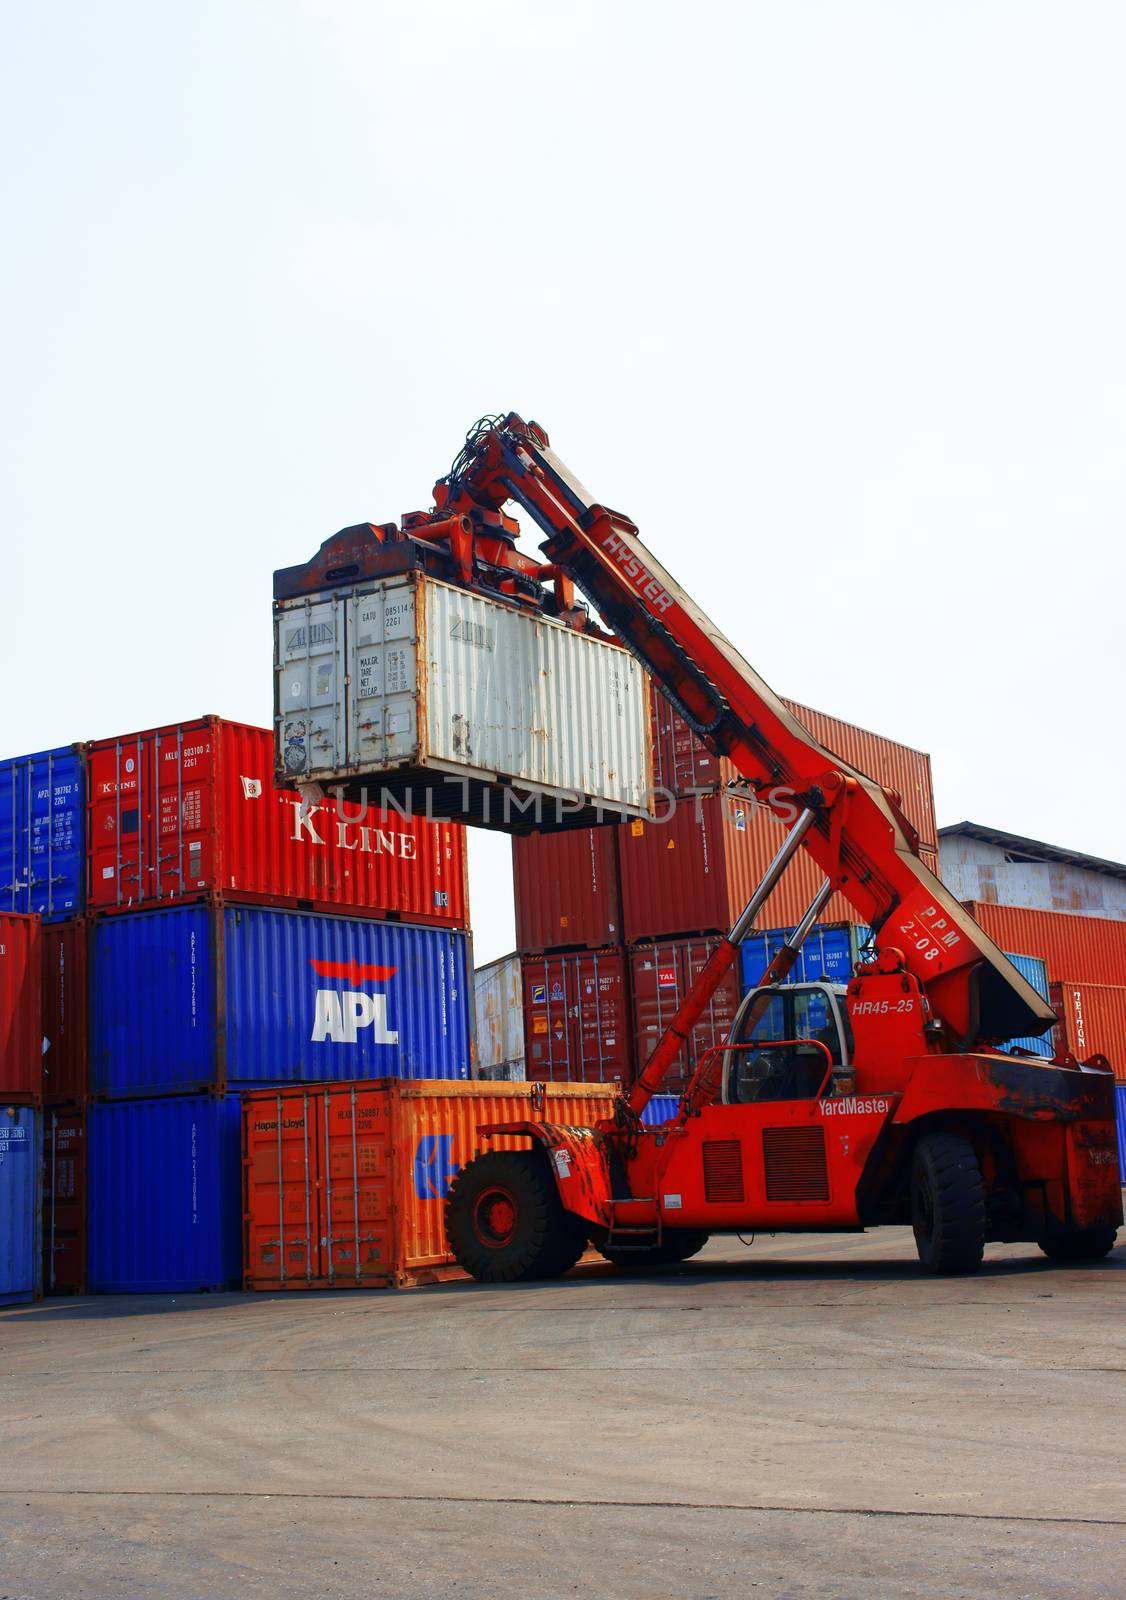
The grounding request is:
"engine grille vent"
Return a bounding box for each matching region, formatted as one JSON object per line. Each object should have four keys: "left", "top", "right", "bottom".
{"left": 762, "top": 1126, "right": 829, "bottom": 1202}
{"left": 702, "top": 1140, "right": 745, "bottom": 1203}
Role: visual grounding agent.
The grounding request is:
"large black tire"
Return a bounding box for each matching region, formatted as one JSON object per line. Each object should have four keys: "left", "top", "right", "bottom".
{"left": 599, "top": 1229, "right": 710, "bottom": 1269}
{"left": 911, "top": 1133, "right": 985, "bottom": 1275}
{"left": 444, "top": 1149, "right": 587, "bottom": 1283}
{"left": 1039, "top": 1226, "right": 1118, "bottom": 1262}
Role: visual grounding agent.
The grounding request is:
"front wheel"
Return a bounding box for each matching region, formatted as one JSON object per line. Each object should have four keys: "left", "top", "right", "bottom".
{"left": 599, "top": 1228, "right": 710, "bottom": 1269}
{"left": 1039, "top": 1226, "right": 1118, "bottom": 1262}
{"left": 444, "top": 1149, "right": 587, "bottom": 1283}
{"left": 911, "top": 1133, "right": 985, "bottom": 1275}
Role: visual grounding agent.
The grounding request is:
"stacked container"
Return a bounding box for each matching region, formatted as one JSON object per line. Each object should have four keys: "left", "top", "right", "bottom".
{"left": 514, "top": 689, "right": 940, "bottom": 1095}
{"left": 80, "top": 715, "right": 473, "bottom": 1294}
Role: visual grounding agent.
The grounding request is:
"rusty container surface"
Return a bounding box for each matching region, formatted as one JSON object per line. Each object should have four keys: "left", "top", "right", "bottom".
{"left": 512, "top": 826, "right": 623, "bottom": 952}
{"left": 630, "top": 936, "right": 743, "bottom": 1095}
{"left": 1049, "top": 981, "right": 1126, "bottom": 1080}
{"left": 87, "top": 717, "right": 468, "bottom": 926}
{"left": 648, "top": 687, "right": 937, "bottom": 853}
{"left": 521, "top": 949, "right": 634, "bottom": 1084}
{"left": 242, "top": 1080, "right": 617, "bottom": 1290}
{"left": 0, "top": 912, "right": 43, "bottom": 1103}
{"left": 42, "top": 1105, "right": 86, "bottom": 1295}
{"left": 42, "top": 920, "right": 88, "bottom": 1104}
{"left": 474, "top": 953, "right": 524, "bottom": 1076}
{"left": 962, "top": 902, "right": 1126, "bottom": 988}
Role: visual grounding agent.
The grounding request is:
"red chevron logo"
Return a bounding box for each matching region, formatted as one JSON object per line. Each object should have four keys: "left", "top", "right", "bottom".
{"left": 310, "top": 959, "right": 397, "bottom": 984}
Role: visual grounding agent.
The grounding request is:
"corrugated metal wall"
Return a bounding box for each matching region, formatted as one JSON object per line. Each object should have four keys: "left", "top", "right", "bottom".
{"left": 0, "top": 746, "right": 85, "bottom": 920}
{"left": 0, "top": 1106, "right": 40, "bottom": 1305}
{"left": 0, "top": 912, "right": 43, "bottom": 1102}
{"left": 474, "top": 954, "right": 524, "bottom": 1073}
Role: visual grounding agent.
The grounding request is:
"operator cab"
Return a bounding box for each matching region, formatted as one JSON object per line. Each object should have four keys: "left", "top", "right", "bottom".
{"left": 721, "top": 982, "right": 853, "bottom": 1105}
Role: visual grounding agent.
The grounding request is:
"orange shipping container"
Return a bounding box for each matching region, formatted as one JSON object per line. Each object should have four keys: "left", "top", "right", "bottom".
{"left": 242, "top": 1079, "right": 617, "bottom": 1290}
{"left": 1049, "top": 982, "right": 1126, "bottom": 1080}
{"left": 962, "top": 903, "right": 1126, "bottom": 988}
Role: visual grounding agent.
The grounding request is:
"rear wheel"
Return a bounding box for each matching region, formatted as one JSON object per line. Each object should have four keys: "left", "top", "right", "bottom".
{"left": 911, "top": 1133, "right": 985, "bottom": 1275}
{"left": 444, "top": 1150, "right": 587, "bottom": 1283}
{"left": 1039, "top": 1226, "right": 1118, "bottom": 1262}
{"left": 599, "top": 1229, "right": 710, "bottom": 1269}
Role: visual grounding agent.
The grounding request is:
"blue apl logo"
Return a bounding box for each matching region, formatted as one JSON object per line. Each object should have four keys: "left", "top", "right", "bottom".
{"left": 413, "top": 1133, "right": 459, "bottom": 1199}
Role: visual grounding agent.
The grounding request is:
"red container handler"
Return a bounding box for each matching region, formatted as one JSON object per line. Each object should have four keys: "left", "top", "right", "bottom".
{"left": 42, "top": 1104, "right": 86, "bottom": 1295}
{"left": 42, "top": 920, "right": 88, "bottom": 1103}
{"left": 1049, "top": 981, "right": 1126, "bottom": 1080}
{"left": 86, "top": 716, "right": 468, "bottom": 926}
{"left": 512, "top": 826, "right": 623, "bottom": 953}
{"left": 0, "top": 912, "right": 42, "bottom": 1103}
{"left": 521, "top": 948, "right": 634, "bottom": 1084}
{"left": 630, "top": 936, "right": 743, "bottom": 1094}
{"left": 962, "top": 903, "right": 1126, "bottom": 989}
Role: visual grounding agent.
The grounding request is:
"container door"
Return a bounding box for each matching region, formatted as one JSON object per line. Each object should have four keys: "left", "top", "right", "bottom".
{"left": 275, "top": 597, "right": 346, "bottom": 782}
{"left": 346, "top": 579, "right": 420, "bottom": 775}
{"left": 318, "top": 1087, "right": 394, "bottom": 1284}
{"left": 243, "top": 1092, "right": 319, "bottom": 1287}
{"left": 42, "top": 1108, "right": 86, "bottom": 1295}
{"left": 0, "top": 1106, "right": 39, "bottom": 1304}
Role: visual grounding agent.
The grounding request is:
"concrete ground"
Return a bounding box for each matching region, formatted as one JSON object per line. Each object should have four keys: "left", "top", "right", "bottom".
{"left": 1, "top": 1227, "right": 1123, "bottom": 1600}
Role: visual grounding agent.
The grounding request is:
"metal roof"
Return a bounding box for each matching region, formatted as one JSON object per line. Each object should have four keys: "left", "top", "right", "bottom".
{"left": 938, "top": 822, "right": 1126, "bottom": 883}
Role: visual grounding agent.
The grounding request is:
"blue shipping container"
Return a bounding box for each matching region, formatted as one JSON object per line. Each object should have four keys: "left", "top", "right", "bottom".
{"left": 641, "top": 1094, "right": 681, "bottom": 1126}
{"left": 87, "top": 1095, "right": 243, "bottom": 1292}
{"left": 0, "top": 1106, "right": 41, "bottom": 1305}
{"left": 999, "top": 951, "right": 1054, "bottom": 1056}
{"left": 1116, "top": 1085, "right": 1125, "bottom": 1183}
{"left": 0, "top": 746, "right": 85, "bottom": 921}
{"left": 91, "top": 904, "right": 471, "bottom": 1098}
{"left": 740, "top": 923, "right": 871, "bottom": 993}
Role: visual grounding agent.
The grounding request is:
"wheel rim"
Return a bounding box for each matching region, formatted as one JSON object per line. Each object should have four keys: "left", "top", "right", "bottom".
{"left": 472, "top": 1185, "right": 518, "bottom": 1249}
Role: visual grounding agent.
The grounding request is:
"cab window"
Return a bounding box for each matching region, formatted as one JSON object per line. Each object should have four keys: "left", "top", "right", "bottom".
{"left": 729, "top": 987, "right": 842, "bottom": 1105}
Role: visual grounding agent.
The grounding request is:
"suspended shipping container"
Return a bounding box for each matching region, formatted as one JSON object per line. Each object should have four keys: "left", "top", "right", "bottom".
{"left": 1050, "top": 982, "right": 1126, "bottom": 1080}
{"left": 274, "top": 570, "right": 653, "bottom": 832}
{"left": 87, "top": 717, "right": 468, "bottom": 925}
{"left": 42, "top": 1105, "right": 86, "bottom": 1295}
{"left": 0, "top": 912, "right": 42, "bottom": 1103}
{"left": 87, "top": 1095, "right": 243, "bottom": 1293}
{"left": 0, "top": 1106, "right": 40, "bottom": 1305}
{"left": 962, "top": 902, "right": 1126, "bottom": 989}
{"left": 474, "top": 953, "right": 524, "bottom": 1078}
{"left": 41, "top": 919, "right": 88, "bottom": 1103}
{"left": 243, "top": 1079, "right": 618, "bottom": 1290}
{"left": 91, "top": 904, "right": 472, "bottom": 1100}
{"left": 521, "top": 949, "right": 633, "bottom": 1084}
{"left": 630, "top": 937, "right": 743, "bottom": 1095}
{"left": 0, "top": 745, "right": 86, "bottom": 921}
{"left": 512, "top": 825, "right": 623, "bottom": 952}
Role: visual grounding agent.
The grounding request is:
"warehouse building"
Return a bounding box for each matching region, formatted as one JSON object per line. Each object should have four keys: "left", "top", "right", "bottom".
{"left": 939, "top": 822, "right": 1126, "bottom": 922}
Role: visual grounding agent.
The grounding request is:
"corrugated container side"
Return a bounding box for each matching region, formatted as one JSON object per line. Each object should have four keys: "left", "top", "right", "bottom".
{"left": 1115, "top": 1084, "right": 1126, "bottom": 1181}
{"left": 740, "top": 923, "right": 871, "bottom": 992}
{"left": 0, "top": 745, "right": 86, "bottom": 920}
{"left": 641, "top": 1094, "right": 681, "bottom": 1126}
{"left": 512, "top": 827, "right": 623, "bottom": 952}
{"left": 1050, "top": 982, "right": 1126, "bottom": 1080}
{"left": 962, "top": 903, "right": 1126, "bottom": 988}
{"left": 474, "top": 954, "right": 524, "bottom": 1074}
{"left": 0, "top": 1106, "right": 41, "bottom": 1305}
{"left": 0, "top": 912, "right": 43, "bottom": 1103}
{"left": 91, "top": 904, "right": 471, "bottom": 1098}
{"left": 42, "top": 1105, "right": 86, "bottom": 1295}
{"left": 242, "top": 1080, "right": 617, "bottom": 1290}
{"left": 999, "top": 952, "right": 1055, "bottom": 1056}
{"left": 42, "top": 920, "right": 88, "bottom": 1103}
{"left": 87, "top": 1096, "right": 243, "bottom": 1292}
{"left": 86, "top": 717, "right": 468, "bottom": 925}
{"left": 521, "top": 949, "right": 633, "bottom": 1084}
{"left": 649, "top": 689, "right": 735, "bottom": 797}
{"left": 630, "top": 937, "right": 743, "bottom": 1095}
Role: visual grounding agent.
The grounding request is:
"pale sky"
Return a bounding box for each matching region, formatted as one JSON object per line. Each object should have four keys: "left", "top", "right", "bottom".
{"left": 3, "top": 2, "right": 1124, "bottom": 965}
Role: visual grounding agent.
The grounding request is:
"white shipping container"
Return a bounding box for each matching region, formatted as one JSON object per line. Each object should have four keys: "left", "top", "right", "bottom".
{"left": 274, "top": 572, "right": 653, "bottom": 831}
{"left": 474, "top": 952, "right": 525, "bottom": 1077}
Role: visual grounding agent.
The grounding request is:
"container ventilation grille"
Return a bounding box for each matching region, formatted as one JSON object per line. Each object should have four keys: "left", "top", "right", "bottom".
{"left": 702, "top": 1140, "right": 745, "bottom": 1203}
{"left": 762, "top": 1126, "right": 829, "bottom": 1202}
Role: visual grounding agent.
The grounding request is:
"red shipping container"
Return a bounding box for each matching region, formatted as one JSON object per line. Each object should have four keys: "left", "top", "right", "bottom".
{"left": 0, "top": 912, "right": 42, "bottom": 1103}
{"left": 1049, "top": 982, "right": 1126, "bottom": 1080}
{"left": 630, "top": 936, "right": 743, "bottom": 1095}
{"left": 86, "top": 717, "right": 468, "bottom": 926}
{"left": 963, "top": 903, "right": 1126, "bottom": 988}
{"left": 649, "top": 688, "right": 938, "bottom": 853}
{"left": 522, "top": 949, "right": 633, "bottom": 1084}
{"left": 42, "top": 1105, "right": 86, "bottom": 1294}
{"left": 512, "top": 826, "right": 622, "bottom": 952}
{"left": 42, "top": 920, "right": 87, "bottom": 1103}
